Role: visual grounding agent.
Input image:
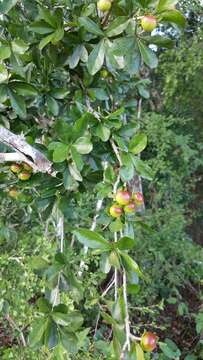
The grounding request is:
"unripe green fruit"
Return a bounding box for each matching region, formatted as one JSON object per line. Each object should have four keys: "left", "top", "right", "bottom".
{"left": 141, "top": 332, "right": 157, "bottom": 352}
{"left": 9, "top": 188, "right": 18, "bottom": 199}
{"left": 124, "top": 202, "right": 136, "bottom": 213}
{"left": 141, "top": 15, "right": 157, "bottom": 32}
{"left": 97, "top": 0, "right": 111, "bottom": 12}
{"left": 18, "top": 171, "right": 31, "bottom": 181}
{"left": 109, "top": 204, "right": 122, "bottom": 218}
{"left": 115, "top": 190, "right": 131, "bottom": 206}
{"left": 109, "top": 251, "right": 120, "bottom": 268}
{"left": 23, "top": 162, "right": 32, "bottom": 172}
{"left": 100, "top": 69, "right": 108, "bottom": 78}
{"left": 10, "top": 163, "right": 21, "bottom": 174}
{"left": 133, "top": 192, "right": 144, "bottom": 205}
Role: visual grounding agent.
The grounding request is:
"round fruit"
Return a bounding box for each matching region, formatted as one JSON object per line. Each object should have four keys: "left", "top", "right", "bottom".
{"left": 10, "top": 163, "right": 21, "bottom": 174}
{"left": 97, "top": 0, "right": 111, "bottom": 12}
{"left": 141, "top": 332, "right": 157, "bottom": 352}
{"left": 9, "top": 188, "right": 18, "bottom": 199}
{"left": 141, "top": 15, "right": 157, "bottom": 32}
{"left": 124, "top": 202, "right": 136, "bottom": 213}
{"left": 23, "top": 162, "right": 32, "bottom": 172}
{"left": 100, "top": 69, "right": 108, "bottom": 78}
{"left": 18, "top": 171, "right": 31, "bottom": 181}
{"left": 133, "top": 192, "right": 144, "bottom": 205}
{"left": 115, "top": 190, "right": 131, "bottom": 206}
{"left": 109, "top": 204, "right": 122, "bottom": 218}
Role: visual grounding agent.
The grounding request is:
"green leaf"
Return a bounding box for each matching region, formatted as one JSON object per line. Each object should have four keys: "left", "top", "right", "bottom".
{"left": 60, "top": 330, "right": 79, "bottom": 353}
{"left": 29, "top": 318, "right": 48, "bottom": 348}
{"left": 160, "top": 10, "right": 186, "bottom": 28}
{"left": 29, "top": 21, "right": 55, "bottom": 34}
{"left": 106, "top": 17, "right": 129, "bottom": 37}
{"left": 11, "top": 39, "right": 29, "bottom": 54}
{"left": 74, "top": 228, "right": 111, "bottom": 250}
{"left": 8, "top": 90, "right": 26, "bottom": 118}
{"left": 100, "top": 253, "right": 111, "bottom": 273}
{"left": 73, "top": 137, "right": 93, "bottom": 154}
{"left": 115, "top": 237, "right": 135, "bottom": 251}
{"left": 52, "top": 312, "right": 83, "bottom": 330}
{"left": 87, "top": 40, "right": 105, "bottom": 75}
{"left": 68, "top": 162, "right": 83, "bottom": 182}
{"left": 109, "top": 218, "right": 123, "bottom": 233}
{"left": 96, "top": 124, "right": 111, "bottom": 142}
{"left": 52, "top": 143, "right": 68, "bottom": 163}
{"left": 10, "top": 82, "right": 38, "bottom": 96}
{"left": 47, "top": 96, "right": 59, "bottom": 116}
{"left": 37, "top": 298, "right": 51, "bottom": 314}
{"left": 38, "top": 5, "right": 57, "bottom": 28}
{"left": 78, "top": 17, "right": 104, "bottom": 36}
{"left": 159, "top": 339, "right": 181, "bottom": 358}
{"left": 144, "top": 35, "right": 175, "bottom": 48}
{"left": 136, "top": 344, "right": 145, "bottom": 360}
{"left": 156, "top": 0, "right": 178, "bottom": 12}
{"left": 0, "top": 46, "right": 11, "bottom": 60}
{"left": 69, "top": 45, "right": 88, "bottom": 69}
{"left": 138, "top": 40, "right": 158, "bottom": 69}
{"left": 134, "top": 158, "right": 153, "bottom": 180}
{"left": 0, "top": 64, "right": 8, "bottom": 84}
{"left": 120, "top": 252, "right": 144, "bottom": 279}
{"left": 0, "top": 0, "right": 17, "bottom": 14}
{"left": 70, "top": 146, "right": 84, "bottom": 171}
{"left": 50, "top": 88, "right": 69, "bottom": 99}
{"left": 39, "top": 33, "right": 55, "bottom": 50}
{"left": 129, "top": 133, "right": 147, "bottom": 155}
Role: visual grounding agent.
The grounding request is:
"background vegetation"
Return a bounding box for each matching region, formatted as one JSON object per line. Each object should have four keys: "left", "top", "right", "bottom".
{"left": 0, "top": 0, "right": 202, "bottom": 359}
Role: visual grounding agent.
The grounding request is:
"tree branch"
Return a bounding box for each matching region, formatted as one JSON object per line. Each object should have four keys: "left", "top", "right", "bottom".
{"left": 0, "top": 126, "right": 52, "bottom": 174}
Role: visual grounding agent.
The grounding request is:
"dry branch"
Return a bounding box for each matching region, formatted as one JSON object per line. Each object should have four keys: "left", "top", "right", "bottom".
{"left": 0, "top": 126, "right": 52, "bottom": 174}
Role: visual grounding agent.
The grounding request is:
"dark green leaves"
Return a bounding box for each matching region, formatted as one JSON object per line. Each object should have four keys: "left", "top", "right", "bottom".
{"left": 78, "top": 17, "right": 104, "bottom": 37}
{"left": 120, "top": 252, "right": 144, "bottom": 279}
{"left": 74, "top": 229, "right": 111, "bottom": 250}
{"left": 159, "top": 10, "right": 186, "bottom": 28}
{"left": 105, "top": 17, "right": 129, "bottom": 37}
{"left": 88, "top": 40, "right": 105, "bottom": 75}
{"left": 8, "top": 89, "right": 26, "bottom": 118}
{"left": 138, "top": 40, "right": 158, "bottom": 69}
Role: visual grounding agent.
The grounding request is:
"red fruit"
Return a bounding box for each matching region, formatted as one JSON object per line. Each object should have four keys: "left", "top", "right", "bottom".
{"left": 97, "top": 0, "right": 111, "bottom": 12}
{"left": 141, "top": 15, "right": 157, "bottom": 32}
{"left": 141, "top": 332, "right": 157, "bottom": 352}
{"left": 124, "top": 202, "right": 136, "bottom": 213}
{"left": 23, "top": 162, "right": 32, "bottom": 172}
{"left": 133, "top": 192, "right": 144, "bottom": 205}
{"left": 109, "top": 204, "right": 123, "bottom": 218}
{"left": 18, "top": 171, "right": 31, "bottom": 181}
{"left": 10, "top": 163, "right": 21, "bottom": 174}
{"left": 115, "top": 190, "right": 131, "bottom": 206}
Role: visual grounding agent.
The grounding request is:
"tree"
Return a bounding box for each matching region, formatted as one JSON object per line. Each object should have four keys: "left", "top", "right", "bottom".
{"left": 0, "top": 0, "right": 185, "bottom": 358}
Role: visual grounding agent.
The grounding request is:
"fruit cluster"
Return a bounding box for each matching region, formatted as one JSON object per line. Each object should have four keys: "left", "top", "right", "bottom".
{"left": 10, "top": 162, "right": 32, "bottom": 181}
{"left": 109, "top": 189, "right": 144, "bottom": 218}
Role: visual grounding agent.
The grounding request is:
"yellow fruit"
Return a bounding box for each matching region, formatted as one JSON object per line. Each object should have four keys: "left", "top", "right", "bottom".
{"left": 109, "top": 204, "right": 122, "bottom": 218}
{"left": 18, "top": 171, "right": 31, "bottom": 181}
{"left": 97, "top": 0, "right": 111, "bottom": 12}
{"left": 141, "top": 15, "right": 157, "bottom": 32}
{"left": 115, "top": 190, "right": 131, "bottom": 206}
{"left": 9, "top": 188, "right": 18, "bottom": 199}
{"left": 10, "top": 163, "right": 21, "bottom": 174}
{"left": 124, "top": 202, "right": 136, "bottom": 213}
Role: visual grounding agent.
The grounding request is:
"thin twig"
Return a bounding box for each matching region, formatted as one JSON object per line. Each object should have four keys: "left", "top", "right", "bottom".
{"left": 5, "top": 315, "right": 26, "bottom": 347}
{"left": 123, "top": 270, "right": 131, "bottom": 352}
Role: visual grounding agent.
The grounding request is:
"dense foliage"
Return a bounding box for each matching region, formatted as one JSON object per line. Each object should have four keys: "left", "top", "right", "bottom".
{"left": 0, "top": 0, "right": 202, "bottom": 360}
